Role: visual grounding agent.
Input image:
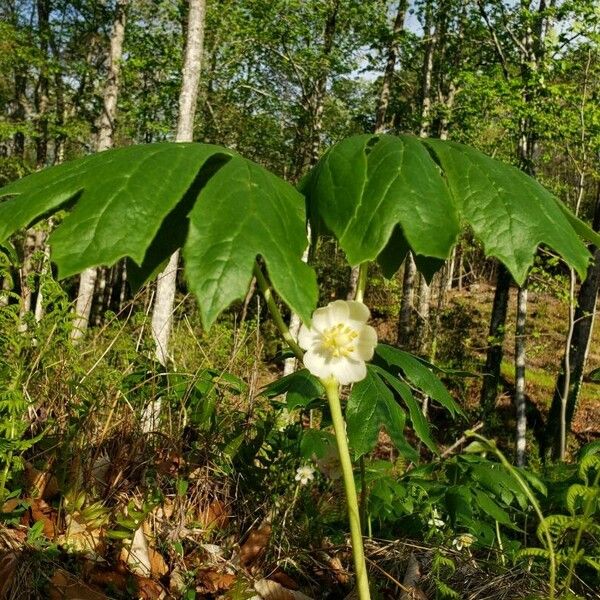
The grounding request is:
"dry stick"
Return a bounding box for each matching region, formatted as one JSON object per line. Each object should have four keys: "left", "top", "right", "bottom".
{"left": 440, "top": 422, "right": 484, "bottom": 458}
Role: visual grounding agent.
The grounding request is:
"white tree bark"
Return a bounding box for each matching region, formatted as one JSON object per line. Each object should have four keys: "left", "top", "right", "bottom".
{"left": 283, "top": 234, "right": 310, "bottom": 376}
{"left": 515, "top": 283, "right": 528, "bottom": 466}
{"left": 151, "top": 0, "right": 206, "bottom": 366}
{"left": 33, "top": 236, "right": 50, "bottom": 322}
{"left": 71, "top": 0, "right": 127, "bottom": 341}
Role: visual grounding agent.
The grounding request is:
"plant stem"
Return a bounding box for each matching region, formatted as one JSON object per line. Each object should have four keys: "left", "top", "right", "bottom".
{"left": 253, "top": 262, "right": 304, "bottom": 360}
{"left": 467, "top": 432, "right": 556, "bottom": 600}
{"left": 322, "top": 376, "right": 371, "bottom": 600}
{"left": 354, "top": 263, "right": 369, "bottom": 303}
{"left": 353, "top": 262, "right": 369, "bottom": 532}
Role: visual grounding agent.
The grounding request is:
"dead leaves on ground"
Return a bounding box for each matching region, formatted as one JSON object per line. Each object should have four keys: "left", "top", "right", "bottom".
{"left": 239, "top": 523, "right": 271, "bottom": 567}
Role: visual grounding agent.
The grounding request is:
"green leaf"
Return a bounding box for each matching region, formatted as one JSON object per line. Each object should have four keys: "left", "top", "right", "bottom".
{"left": 0, "top": 143, "right": 229, "bottom": 276}
{"left": 474, "top": 489, "right": 515, "bottom": 528}
{"left": 444, "top": 485, "right": 473, "bottom": 525}
{"left": 423, "top": 139, "right": 592, "bottom": 283}
{"left": 0, "top": 144, "right": 317, "bottom": 328}
{"left": 578, "top": 453, "right": 600, "bottom": 486}
{"left": 346, "top": 366, "right": 418, "bottom": 461}
{"left": 375, "top": 344, "right": 464, "bottom": 418}
{"left": 306, "top": 135, "right": 595, "bottom": 283}
{"left": 184, "top": 155, "right": 317, "bottom": 327}
{"left": 304, "top": 134, "right": 459, "bottom": 268}
{"left": 566, "top": 484, "right": 597, "bottom": 515}
{"left": 261, "top": 369, "right": 324, "bottom": 411}
{"left": 372, "top": 365, "right": 438, "bottom": 455}
{"left": 516, "top": 467, "right": 547, "bottom": 497}
{"left": 300, "top": 429, "right": 336, "bottom": 460}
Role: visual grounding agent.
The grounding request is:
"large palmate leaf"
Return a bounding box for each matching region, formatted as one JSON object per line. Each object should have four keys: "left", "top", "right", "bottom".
{"left": 423, "top": 139, "right": 600, "bottom": 283}
{"left": 0, "top": 143, "right": 317, "bottom": 327}
{"left": 304, "top": 134, "right": 599, "bottom": 284}
{"left": 184, "top": 156, "right": 316, "bottom": 327}
{"left": 346, "top": 366, "right": 418, "bottom": 462}
{"left": 303, "top": 134, "right": 459, "bottom": 270}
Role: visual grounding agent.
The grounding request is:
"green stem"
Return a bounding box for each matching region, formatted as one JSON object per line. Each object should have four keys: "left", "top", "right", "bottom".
{"left": 354, "top": 263, "right": 369, "bottom": 304}
{"left": 253, "top": 262, "right": 304, "bottom": 360}
{"left": 353, "top": 262, "right": 369, "bottom": 533}
{"left": 322, "top": 377, "right": 371, "bottom": 600}
{"left": 467, "top": 432, "right": 556, "bottom": 600}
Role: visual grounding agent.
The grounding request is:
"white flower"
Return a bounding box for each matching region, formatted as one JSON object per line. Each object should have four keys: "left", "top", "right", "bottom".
{"left": 452, "top": 533, "right": 476, "bottom": 551}
{"left": 298, "top": 300, "right": 378, "bottom": 385}
{"left": 427, "top": 508, "right": 445, "bottom": 529}
{"left": 295, "top": 465, "right": 315, "bottom": 486}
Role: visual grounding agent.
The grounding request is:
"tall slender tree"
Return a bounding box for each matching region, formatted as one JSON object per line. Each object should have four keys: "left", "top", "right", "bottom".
{"left": 151, "top": 0, "right": 206, "bottom": 366}
{"left": 71, "top": 0, "right": 129, "bottom": 341}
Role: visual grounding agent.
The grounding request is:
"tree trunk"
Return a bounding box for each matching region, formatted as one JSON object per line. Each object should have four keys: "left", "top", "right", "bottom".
{"left": 415, "top": 275, "right": 430, "bottom": 354}
{"left": 151, "top": 0, "right": 206, "bottom": 366}
{"left": 418, "top": 2, "right": 436, "bottom": 139}
{"left": 480, "top": 263, "right": 511, "bottom": 412}
{"left": 514, "top": 283, "right": 528, "bottom": 466}
{"left": 407, "top": 4, "right": 437, "bottom": 347}
{"left": 71, "top": 0, "right": 128, "bottom": 342}
{"left": 546, "top": 190, "right": 600, "bottom": 459}
{"left": 293, "top": 0, "right": 340, "bottom": 178}
{"left": 374, "top": 0, "right": 408, "bottom": 133}
{"left": 35, "top": 0, "right": 50, "bottom": 169}
{"left": 397, "top": 253, "right": 416, "bottom": 346}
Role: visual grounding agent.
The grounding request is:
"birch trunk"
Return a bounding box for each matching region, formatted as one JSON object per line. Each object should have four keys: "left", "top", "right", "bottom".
{"left": 418, "top": 2, "right": 436, "bottom": 139}
{"left": 415, "top": 275, "right": 430, "bottom": 354}
{"left": 514, "top": 283, "right": 528, "bottom": 466}
{"left": 33, "top": 230, "right": 50, "bottom": 322}
{"left": 151, "top": 0, "right": 206, "bottom": 366}
{"left": 72, "top": 0, "right": 128, "bottom": 341}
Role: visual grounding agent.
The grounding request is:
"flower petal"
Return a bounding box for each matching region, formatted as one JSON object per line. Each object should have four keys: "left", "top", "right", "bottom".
{"left": 333, "top": 358, "right": 366, "bottom": 385}
{"left": 311, "top": 306, "right": 335, "bottom": 330}
{"left": 303, "top": 348, "right": 330, "bottom": 380}
{"left": 346, "top": 301, "right": 370, "bottom": 323}
{"left": 298, "top": 324, "right": 318, "bottom": 350}
{"left": 354, "top": 325, "right": 377, "bottom": 359}
{"left": 327, "top": 300, "right": 350, "bottom": 323}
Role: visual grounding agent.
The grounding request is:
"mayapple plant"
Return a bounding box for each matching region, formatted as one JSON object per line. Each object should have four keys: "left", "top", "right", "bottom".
{"left": 1, "top": 134, "right": 599, "bottom": 600}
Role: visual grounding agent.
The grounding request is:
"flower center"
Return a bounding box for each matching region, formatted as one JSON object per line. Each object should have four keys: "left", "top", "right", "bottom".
{"left": 321, "top": 323, "right": 358, "bottom": 358}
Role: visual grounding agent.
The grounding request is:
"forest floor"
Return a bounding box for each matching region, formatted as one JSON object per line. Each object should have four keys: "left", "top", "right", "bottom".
{"left": 0, "top": 282, "right": 598, "bottom": 599}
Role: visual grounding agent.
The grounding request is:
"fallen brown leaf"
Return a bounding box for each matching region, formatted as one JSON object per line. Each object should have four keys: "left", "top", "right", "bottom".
{"left": 24, "top": 462, "right": 59, "bottom": 500}
{"left": 196, "top": 568, "right": 236, "bottom": 593}
{"left": 48, "top": 569, "right": 108, "bottom": 600}
{"left": 269, "top": 570, "right": 300, "bottom": 590}
{"left": 0, "top": 551, "right": 19, "bottom": 598}
{"left": 135, "top": 576, "right": 168, "bottom": 599}
{"left": 328, "top": 555, "right": 350, "bottom": 586}
{"left": 254, "top": 578, "right": 314, "bottom": 600}
{"left": 29, "top": 498, "right": 57, "bottom": 539}
{"left": 87, "top": 567, "right": 129, "bottom": 589}
{"left": 198, "top": 499, "right": 229, "bottom": 529}
{"left": 239, "top": 523, "right": 271, "bottom": 566}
